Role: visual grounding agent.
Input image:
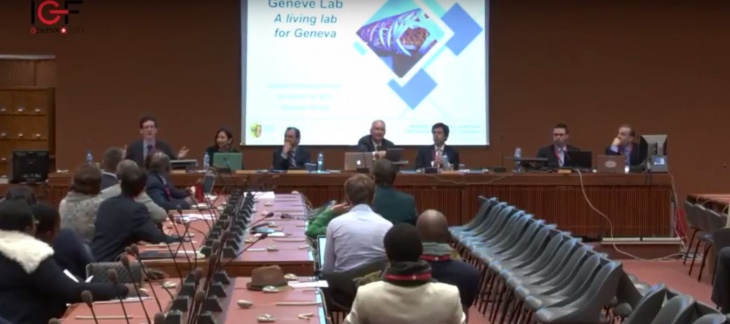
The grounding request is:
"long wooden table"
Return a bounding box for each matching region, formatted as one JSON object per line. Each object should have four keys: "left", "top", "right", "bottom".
{"left": 687, "top": 193, "right": 730, "bottom": 213}
{"left": 44, "top": 172, "right": 672, "bottom": 237}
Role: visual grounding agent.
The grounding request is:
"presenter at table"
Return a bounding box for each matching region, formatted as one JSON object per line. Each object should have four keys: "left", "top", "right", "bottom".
{"left": 273, "top": 127, "right": 311, "bottom": 170}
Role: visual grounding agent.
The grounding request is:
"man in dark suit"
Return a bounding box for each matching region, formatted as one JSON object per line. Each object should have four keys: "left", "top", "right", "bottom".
{"left": 124, "top": 116, "right": 189, "bottom": 167}
{"left": 91, "top": 166, "right": 182, "bottom": 262}
{"left": 604, "top": 124, "right": 642, "bottom": 167}
{"left": 357, "top": 120, "right": 395, "bottom": 159}
{"left": 273, "top": 127, "right": 311, "bottom": 170}
{"left": 414, "top": 123, "right": 460, "bottom": 170}
{"left": 100, "top": 147, "right": 123, "bottom": 190}
{"left": 145, "top": 152, "right": 193, "bottom": 211}
{"left": 372, "top": 159, "right": 417, "bottom": 225}
{"left": 536, "top": 123, "right": 581, "bottom": 168}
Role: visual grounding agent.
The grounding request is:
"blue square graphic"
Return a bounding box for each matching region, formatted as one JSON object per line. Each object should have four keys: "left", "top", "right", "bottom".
{"left": 388, "top": 69, "right": 437, "bottom": 109}
{"left": 441, "top": 4, "right": 483, "bottom": 55}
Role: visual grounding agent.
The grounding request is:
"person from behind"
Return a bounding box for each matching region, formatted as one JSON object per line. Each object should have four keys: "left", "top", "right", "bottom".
{"left": 605, "top": 124, "right": 641, "bottom": 167}
{"left": 4, "top": 186, "right": 37, "bottom": 205}
{"left": 322, "top": 174, "right": 393, "bottom": 273}
{"left": 92, "top": 166, "right": 182, "bottom": 262}
{"left": 414, "top": 122, "right": 460, "bottom": 170}
{"left": 146, "top": 152, "right": 193, "bottom": 211}
{"left": 372, "top": 159, "right": 417, "bottom": 225}
{"left": 32, "top": 202, "right": 94, "bottom": 280}
{"left": 344, "top": 223, "right": 466, "bottom": 324}
{"left": 272, "top": 127, "right": 311, "bottom": 170}
{"left": 204, "top": 127, "right": 241, "bottom": 167}
{"left": 100, "top": 147, "right": 124, "bottom": 190}
{"left": 0, "top": 199, "right": 129, "bottom": 324}
{"left": 535, "top": 123, "right": 581, "bottom": 168}
{"left": 59, "top": 164, "right": 104, "bottom": 244}
{"left": 357, "top": 120, "right": 395, "bottom": 159}
{"left": 417, "top": 210, "right": 480, "bottom": 316}
{"left": 124, "top": 116, "right": 188, "bottom": 166}
{"left": 100, "top": 160, "right": 167, "bottom": 223}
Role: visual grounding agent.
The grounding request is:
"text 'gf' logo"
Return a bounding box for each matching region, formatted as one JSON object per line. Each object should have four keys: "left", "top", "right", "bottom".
{"left": 30, "top": 0, "right": 82, "bottom": 26}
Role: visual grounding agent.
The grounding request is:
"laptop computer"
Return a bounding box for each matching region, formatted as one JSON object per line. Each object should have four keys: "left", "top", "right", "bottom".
{"left": 212, "top": 152, "right": 243, "bottom": 171}
{"left": 596, "top": 155, "right": 626, "bottom": 173}
{"left": 202, "top": 172, "right": 216, "bottom": 195}
{"left": 316, "top": 235, "right": 327, "bottom": 269}
{"left": 567, "top": 151, "right": 592, "bottom": 170}
{"left": 384, "top": 148, "right": 403, "bottom": 162}
{"left": 344, "top": 152, "right": 373, "bottom": 171}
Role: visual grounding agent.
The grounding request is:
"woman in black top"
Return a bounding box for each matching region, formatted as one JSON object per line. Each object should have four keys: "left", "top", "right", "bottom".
{"left": 204, "top": 127, "right": 240, "bottom": 166}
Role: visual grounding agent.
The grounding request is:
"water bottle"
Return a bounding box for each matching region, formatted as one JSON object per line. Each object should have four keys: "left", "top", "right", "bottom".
{"left": 203, "top": 152, "right": 210, "bottom": 170}
{"left": 513, "top": 147, "right": 522, "bottom": 173}
{"left": 442, "top": 154, "right": 450, "bottom": 170}
{"left": 85, "top": 149, "right": 93, "bottom": 165}
{"left": 317, "top": 152, "right": 324, "bottom": 172}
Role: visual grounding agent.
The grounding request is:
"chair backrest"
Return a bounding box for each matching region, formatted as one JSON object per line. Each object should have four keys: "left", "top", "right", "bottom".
{"left": 563, "top": 261, "right": 624, "bottom": 320}
{"left": 691, "top": 314, "right": 728, "bottom": 324}
{"left": 649, "top": 295, "right": 695, "bottom": 324}
{"left": 685, "top": 201, "right": 699, "bottom": 228}
{"left": 534, "top": 237, "right": 583, "bottom": 278}
{"left": 623, "top": 283, "right": 668, "bottom": 324}
{"left": 554, "top": 253, "right": 604, "bottom": 301}
{"left": 696, "top": 205, "right": 710, "bottom": 231}
{"left": 704, "top": 209, "right": 727, "bottom": 232}
{"left": 692, "top": 301, "right": 723, "bottom": 321}
{"left": 465, "top": 196, "right": 496, "bottom": 228}
{"left": 712, "top": 229, "right": 730, "bottom": 257}
{"left": 543, "top": 244, "right": 592, "bottom": 288}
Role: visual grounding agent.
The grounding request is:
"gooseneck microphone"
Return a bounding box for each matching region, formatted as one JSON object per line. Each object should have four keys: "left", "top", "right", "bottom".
{"left": 186, "top": 290, "right": 207, "bottom": 324}
{"left": 120, "top": 257, "right": 152, "bottom": 324}
{"left": 159, "top": 229, "right": 185, "bottom": 279}
{"left": 124, "top": 246, "right": 178, "bottom": 303}
{"left": 80, "top": 290, "right": 100, "bottom": 324}
{"left": 218, "top": 232, "right": 269, "bottom": 269}
{"left": 167, "top": 211, "right": 195, "bottom": 271}
{"left": 107, "top": 269, "right": 131, "bottom": 324}
{"left": 128, "top": 245, "right": 163, "bottom": 312}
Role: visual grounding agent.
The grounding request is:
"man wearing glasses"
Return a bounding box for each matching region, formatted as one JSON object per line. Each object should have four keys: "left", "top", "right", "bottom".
{"left": 536, "top": 123, "right": 581, "bottom": 168}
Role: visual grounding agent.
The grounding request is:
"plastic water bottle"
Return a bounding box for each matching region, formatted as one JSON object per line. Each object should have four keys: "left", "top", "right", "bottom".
{"left": 317, "top": 152, "right": 324, "bottom": 172}
{"left": 442, "top": 154, "right": 450, "bottom": 170}
{"left": 203, "top": 152, "right": 210, "bottom": 170}
{"left": 85, "top": 149, "right": 93, "bottom": 165}
{"left": 513, "top": 147, "right": 522, "bottom": 173}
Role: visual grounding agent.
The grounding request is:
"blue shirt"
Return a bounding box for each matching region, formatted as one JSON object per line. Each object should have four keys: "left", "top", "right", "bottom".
{"left": 323, "top": 204, "right": 392, "bottom": 273}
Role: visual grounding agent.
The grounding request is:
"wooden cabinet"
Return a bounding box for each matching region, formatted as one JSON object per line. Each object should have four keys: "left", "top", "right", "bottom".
{"left": 0, "top": 87, "right": 55, "bottom": 178}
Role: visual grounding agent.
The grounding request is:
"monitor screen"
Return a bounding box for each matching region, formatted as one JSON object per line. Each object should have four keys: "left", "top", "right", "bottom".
{"left": 317, "top": 235, "right": 327, "bottom": 268}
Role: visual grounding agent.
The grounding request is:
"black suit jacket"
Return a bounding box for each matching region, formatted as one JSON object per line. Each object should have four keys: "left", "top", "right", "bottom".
{"left": 272, "top": 147, "right": 312, "bottom": 170}
{"left": 145, "top": 171, "right": 191, "bottom": 211}
{"left": 100, "top": 172, "right": 118, "bottom": 190}
{"left": 0, "top": 232, "right": 126, "bottom": 323}
{"left": 125, "top": 139, "right": 176, "bottom": 167}
{"left": 356, "top": 135, "right": 395, "bottom": 152}
{"left": 414, "top": 145, "right": 460, "bottom": 170}
{"left": 536, "top": 144, "right": 581, "bottom": 168}
{"left": 91, "top": 195, "right": 172, "bottom": 262}
{"left": 604, "top": 142, "right": 642, "bottom": 166}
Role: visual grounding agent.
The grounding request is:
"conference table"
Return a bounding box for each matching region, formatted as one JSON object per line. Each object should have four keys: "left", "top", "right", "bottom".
{"left": 687, "top": 193, "right": 730, "bottom": 213}
{"left": 45, "top": 171, "right": 672, "bottom": 238}
{"left": 142, "top": 192, "right": 315, "bottom": 277}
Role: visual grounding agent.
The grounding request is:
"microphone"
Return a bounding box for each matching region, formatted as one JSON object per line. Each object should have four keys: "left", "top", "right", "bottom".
{"left": 186, "top": 290, "right": 207, "bottom": 324}
{"left": 120, "top": 257, "right": 152, "bottom": 324}
{"left": 81, "top": 290, "right": 100, "bottom": 324}
{"left": 154, "top": 313, "right": 166, "bottom": 324}
{"left": 128, "top": 245, "right": 163, "bottom": 312}
{"left": 167, "top": 211, "right": 195, "bottom": 273}
{"left": 107, "top": 269, "right": 131, "bottom": 324}
{"left": 219, "top": 232, "right": 269, "bottom": 269}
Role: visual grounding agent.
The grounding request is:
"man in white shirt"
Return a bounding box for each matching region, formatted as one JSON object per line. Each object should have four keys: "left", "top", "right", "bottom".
{"left": 323, "top": 174, "right": 392, "bottom": 273}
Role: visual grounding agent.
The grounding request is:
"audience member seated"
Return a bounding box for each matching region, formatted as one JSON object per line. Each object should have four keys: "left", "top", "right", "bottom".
{"left": 100, "top": 159, "right": 167, "bottom": 223}
{"left": 145, "top": 152, "right": 193, "bottom": 211}
{"left": 323, "top": 174, "right": 392, "bottom": 273}
{"left": 372, "top": 159, "right": 417, "bottom": 225}
{"left": 344, "top": 224, "right": 466, "bottom": 324}
{"left": 32, "top": 202, "right": 94, "bottom": 280}
{"left": 92, "top": 166, "right": 182, "bottom": 262}
{"left": 100, "top": 147, "right": 124, "bottom": 190}
{"left": 0, "top": 199, "right": 129, "bottom": 324}
{"left": 204, "top": 127, "right": 241, "bottom": 167}
{"left": 59, "top": 164, "right": 104, "bottom": 244}
{"left": 417, "top": 210, "right": 480, "bottom": 315}
{"left": 4, "top": 186, "right": 37, "bottom": 205}
{"left": 305, "top": 202, "right": 350, "bottom": 239}
{"left": 713, "top": 246, "right": 730, "bottom": 312}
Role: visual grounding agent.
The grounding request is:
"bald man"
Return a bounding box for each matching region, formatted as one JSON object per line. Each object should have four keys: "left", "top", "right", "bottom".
{"left": 416, "top": 210, "right": 480, "bottom": 313}
{"left": 357, "top": 120, "right": 395, "bottom": 159}
{"left": 99, "top": 159, "right": 168, "bottom": 223}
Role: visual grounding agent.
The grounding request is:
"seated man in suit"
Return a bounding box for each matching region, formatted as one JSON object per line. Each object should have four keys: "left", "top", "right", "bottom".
{"left": 372, "top": 159, "right": 417, "bottom": 225}
{"left": 272, "top": 127, "right": 311, "bottom": 170}
{"left": 32, "top": 202, "right": 94, "bottom": 280}
{"left": 604, "top": 124, "right": 642, "bottom": 167}
{"left": 101, "top": 159, "right": 168, "bottom": 223}
{"left": 414, "top": 123, "right": 460, "bottom": 170}
{"left": 536, "top": 123, "right": 581, "bottom": 168}
{"left": 357, "top": 120, "right": 395, "bottom": 160}
{"left": 344, "top": 224, "right": 465, "bottom": 324}
{"left": 417, "top": 210, "right": 479, "bottom": 317}
{"left": 100, "top": 147, "right": 124, "bottom": 190}
{"left": 124, "top": 116, "right": 189, "bottom": 166}
{"left": 145, "top": 152, "right": 193, "bottom": 211}
{"left": 91, "top": 166, "right": 182, "bottom": 262}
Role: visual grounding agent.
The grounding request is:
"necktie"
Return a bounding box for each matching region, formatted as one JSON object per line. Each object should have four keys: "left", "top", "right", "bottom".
{"left": 145, "top": 144, "right": 153, "bottom": 159}
{"left": 289, "top": 152, "right": 297, "bottom": 168}
{"left": 557, "top": 147, "right": 564, "bottom": 167}
{"left": 624, "top": 147, "right": 630, "bottom": 165}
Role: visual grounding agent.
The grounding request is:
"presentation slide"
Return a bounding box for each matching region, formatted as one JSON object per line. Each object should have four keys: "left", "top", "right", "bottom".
{"left": 243, "top": 0, "right": 489, "bottom": 146}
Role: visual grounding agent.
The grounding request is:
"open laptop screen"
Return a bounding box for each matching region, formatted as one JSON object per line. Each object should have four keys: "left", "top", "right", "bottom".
{"left": 317, "top": 235, "right": 327, "bottom": 268}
